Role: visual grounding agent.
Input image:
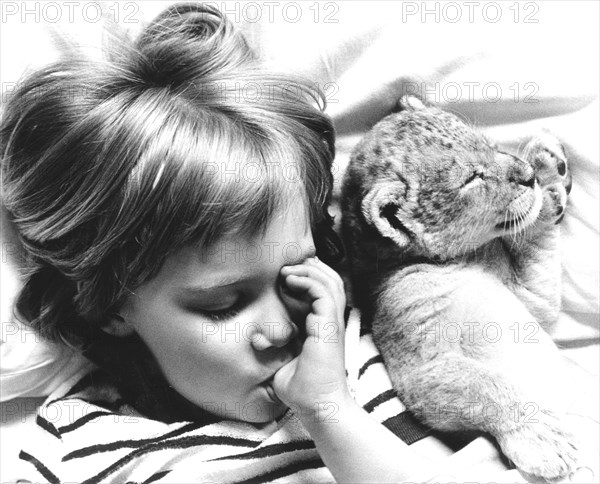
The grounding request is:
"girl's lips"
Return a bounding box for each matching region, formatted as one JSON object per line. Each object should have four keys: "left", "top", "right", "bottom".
{"left": 263, "top": 377, "right": 283, "bottom": 404}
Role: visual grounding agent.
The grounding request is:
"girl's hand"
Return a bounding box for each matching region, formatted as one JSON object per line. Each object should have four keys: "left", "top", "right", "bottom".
{"left": 273, "top": 258, "right": 447, "bottom": 484}
{"left": 273, "top": 257, "right": 351, "bottom": 420}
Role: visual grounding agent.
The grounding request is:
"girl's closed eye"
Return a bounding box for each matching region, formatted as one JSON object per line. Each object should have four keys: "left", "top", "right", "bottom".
{"left": 199, "top": 277, "right": 302, "bottom": 321}
{"left": 187, "top": 297, "right": 246, "bottom": 321}
{"left": 203, "top": 304, "right": 243, "bottom": 321}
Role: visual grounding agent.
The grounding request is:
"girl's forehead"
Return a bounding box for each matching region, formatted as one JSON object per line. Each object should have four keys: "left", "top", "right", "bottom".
{"left": 204, "top": 202, "right": 313, "bottom": 260}
{"left": 147, "top": 202, "right": 314, "bottom": 281}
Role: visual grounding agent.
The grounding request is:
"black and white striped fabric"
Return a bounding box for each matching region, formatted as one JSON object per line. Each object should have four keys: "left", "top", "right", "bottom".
{"left": 19, "top": 307, "right": 430, "bottom": 484}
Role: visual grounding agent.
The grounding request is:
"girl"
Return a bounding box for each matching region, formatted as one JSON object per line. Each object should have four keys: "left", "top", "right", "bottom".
{"left": 0, "top": 2, "right": 537, "bottom": 483}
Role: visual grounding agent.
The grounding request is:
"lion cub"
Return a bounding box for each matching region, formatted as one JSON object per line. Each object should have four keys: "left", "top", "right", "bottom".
{"left": 341, "top": 96, "right": 577, "bottom": 480}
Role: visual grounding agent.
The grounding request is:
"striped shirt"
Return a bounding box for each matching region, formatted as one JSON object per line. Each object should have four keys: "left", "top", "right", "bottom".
{"left": 19, "top": 307, "right": 431, "bottom": 484}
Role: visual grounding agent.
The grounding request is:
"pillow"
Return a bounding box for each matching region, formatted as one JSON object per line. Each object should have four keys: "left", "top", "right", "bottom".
{"left": 1, "top": 322, "right": 92, "bottom": 402}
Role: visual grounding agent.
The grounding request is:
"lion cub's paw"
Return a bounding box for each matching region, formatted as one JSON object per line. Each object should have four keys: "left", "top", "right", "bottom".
{"left": 526, "top": 133, "right": 571, "bottom": 190}
{"left": 497, "top": 408, "right": 579, "bottom": 481}
{"left": 525, "top": 134, "right": 572, "bottom": 224}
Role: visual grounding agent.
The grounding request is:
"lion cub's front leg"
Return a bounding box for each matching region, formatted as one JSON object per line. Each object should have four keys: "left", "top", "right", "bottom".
{"left": 373, "top": 268, "right": 579, "bottom": 482}
{"left": 501, "top": 133, "right": 572, "bottom": 329}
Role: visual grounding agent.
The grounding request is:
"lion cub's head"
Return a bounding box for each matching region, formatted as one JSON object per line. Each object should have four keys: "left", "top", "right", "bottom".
{"left": 341, "top": 96, "right": 543, "bottom": 283}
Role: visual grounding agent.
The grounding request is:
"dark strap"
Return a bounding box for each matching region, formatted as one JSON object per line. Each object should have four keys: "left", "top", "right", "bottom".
{"left": 382, "top": 412, "right": 431, "bottom": 445}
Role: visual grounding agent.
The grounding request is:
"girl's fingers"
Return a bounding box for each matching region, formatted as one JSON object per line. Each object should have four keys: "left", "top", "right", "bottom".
{"left": 305, "top": 263, "right": 345, "bottom": 297}
{"left": 284, "top": 272, "right": 344, "bottom": 311}
{"left": 281, "top": 259, "right": 344, "bottom": 297}
{"left": 283, "top": 274, "right": 328, "bottom": 303}
{"left": 303, "top": 256, "right": 344, "bottom": 282}
{"left": 284, "top": 274, "right": 345, "bottom": 329}
{"left": 281, "top": 258, "right": 347, "bottom": 337}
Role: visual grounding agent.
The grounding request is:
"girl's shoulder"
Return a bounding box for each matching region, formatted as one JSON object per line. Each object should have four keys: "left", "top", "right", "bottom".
{"left": 32, "top": 368, "right": 157, "bottom": 447}
{"left": 20, "top": 368, "right": 263, "bottom": 483}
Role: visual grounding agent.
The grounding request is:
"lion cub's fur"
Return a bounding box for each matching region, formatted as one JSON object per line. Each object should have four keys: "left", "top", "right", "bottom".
{"left": 341, "top": 96, "right": 577, "bottom": 480}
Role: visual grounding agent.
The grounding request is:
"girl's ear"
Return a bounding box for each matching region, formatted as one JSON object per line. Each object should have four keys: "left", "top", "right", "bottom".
{"left": 102, "top": 313, "right": 136, "bottom": 337}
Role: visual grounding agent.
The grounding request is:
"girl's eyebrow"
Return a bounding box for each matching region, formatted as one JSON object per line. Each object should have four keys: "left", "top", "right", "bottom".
{"left": 180, "top": 277, "right": 247, "bottom": 293}
{"left": 180, "top": 246, "right": 317, "bottom": 293}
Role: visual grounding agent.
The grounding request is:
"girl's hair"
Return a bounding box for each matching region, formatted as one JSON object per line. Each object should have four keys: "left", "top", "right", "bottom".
{"left": 1, "top": 2, "right": 341, "bottom": 347}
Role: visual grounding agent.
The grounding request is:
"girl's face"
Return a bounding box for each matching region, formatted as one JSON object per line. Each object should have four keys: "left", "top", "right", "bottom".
{"left": 118, "top": 204, "right": 316, "bottom": 423}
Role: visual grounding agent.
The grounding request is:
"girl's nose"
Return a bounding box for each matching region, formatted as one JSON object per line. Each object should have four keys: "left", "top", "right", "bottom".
{"left": 251, "top": 319, "right": 299, "bottom": 351}
{"left": 250, "top": 288, "right": 301, "bottom": 351}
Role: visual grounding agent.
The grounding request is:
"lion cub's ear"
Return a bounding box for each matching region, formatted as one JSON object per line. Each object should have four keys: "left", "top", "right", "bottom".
{"left": 361, "top": 182, "right": 411, "bottom": 249}
{"left": 397, "top": 95, "right": 427, "bottom": 112}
